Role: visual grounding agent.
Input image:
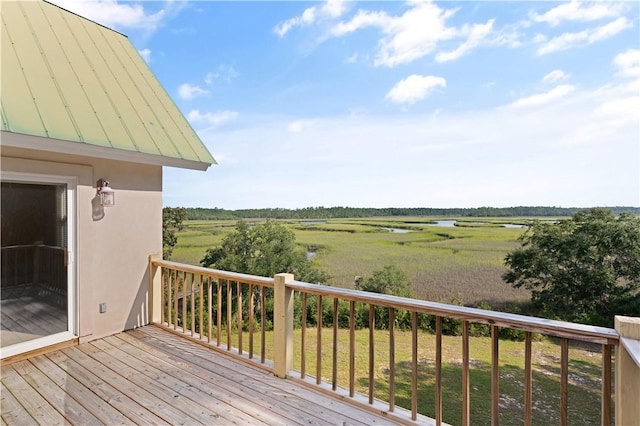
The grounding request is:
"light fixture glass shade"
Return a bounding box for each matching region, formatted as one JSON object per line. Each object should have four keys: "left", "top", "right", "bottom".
{"left": 100, "top": 188, "right": 115, "bottom": 206}
{"left": 97, "top": 179, "right": 115, "bottom": 207}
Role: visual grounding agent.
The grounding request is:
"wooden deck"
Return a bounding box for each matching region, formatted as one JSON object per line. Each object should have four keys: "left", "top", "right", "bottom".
{"left": 1, "top": 285, "right": 67, "bottom": 347}
{"left": 1, "top": 325, "right": 402, "bottom": 425}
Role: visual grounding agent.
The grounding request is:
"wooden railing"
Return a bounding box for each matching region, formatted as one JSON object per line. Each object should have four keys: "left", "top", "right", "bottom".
{"left": 149, "top": 257, "right": 276, "bottom": 370}
{"left": 1, "top": 244, "right": 36, "bottom": 287}
{"left": 149, "top": 257, "right": 638, "bottom": 425}
{"left": 1, "top": 243, "right": 66, "bottom": 293}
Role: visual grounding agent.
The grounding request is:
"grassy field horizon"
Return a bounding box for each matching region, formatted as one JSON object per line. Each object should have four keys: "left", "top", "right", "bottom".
{"left": 171, "top": 216, "right": 546, "bottom": 308}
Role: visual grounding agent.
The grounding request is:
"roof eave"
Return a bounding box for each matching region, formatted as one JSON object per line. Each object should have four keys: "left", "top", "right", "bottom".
{"left": 1, "top": 130, "right": 214, "bottom": 171}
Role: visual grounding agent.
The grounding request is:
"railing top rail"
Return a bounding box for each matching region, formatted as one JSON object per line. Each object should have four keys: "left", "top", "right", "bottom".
{"left": 289, "top": 280, "right": 620, "bottom": 345}
{"left": 1, "top": 244, "right": 36, "bottom": 250}
{"left": 1, "top": 244, "right": 64, "bottom": 250}
{"left": 152, "top": 259, "right": 275, "bottom": 288}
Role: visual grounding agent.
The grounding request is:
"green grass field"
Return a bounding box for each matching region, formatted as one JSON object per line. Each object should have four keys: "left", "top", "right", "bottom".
{"left": 173, "top": 217, "right": 534, "bottom": 307}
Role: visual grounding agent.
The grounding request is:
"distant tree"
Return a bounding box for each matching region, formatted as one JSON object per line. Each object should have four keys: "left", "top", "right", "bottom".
{"left": 355, "top": 264, "right": 414, "bottom": 330}
{"left": 201, "top": 220, "right": 328, "bottom": 283}
{"left": 357, "top": 264, "right": 413, "bottom": 298}
{"left": 503, "top": 209, "right": 640, "bottom": 325}
{"left": 162, "top": 207, "right": 187, "bottom": 259}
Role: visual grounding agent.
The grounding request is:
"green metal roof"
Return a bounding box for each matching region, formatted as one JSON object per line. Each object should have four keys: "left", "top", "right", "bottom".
{"left": 1, "top": 0, "right": 215, "bottom": 170}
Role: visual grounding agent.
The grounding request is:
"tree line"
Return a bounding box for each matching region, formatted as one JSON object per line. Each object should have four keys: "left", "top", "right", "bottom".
{"left": 184, "top": 206, "right": 639, "bottom": 221}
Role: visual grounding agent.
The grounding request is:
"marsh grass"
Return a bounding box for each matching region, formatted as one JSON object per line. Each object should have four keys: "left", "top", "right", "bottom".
{"left": 173, "top": 217, "right": 530, "bottom": 305}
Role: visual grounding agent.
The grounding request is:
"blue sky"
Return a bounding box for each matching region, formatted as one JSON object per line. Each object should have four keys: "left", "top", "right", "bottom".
{"left": 54, "top": 1, "right": 639, "bottom": 209}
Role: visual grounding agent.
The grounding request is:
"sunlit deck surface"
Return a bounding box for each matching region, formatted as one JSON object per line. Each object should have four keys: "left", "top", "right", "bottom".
{"left": 1, "top": 326, "right": 401, "bottom": 425}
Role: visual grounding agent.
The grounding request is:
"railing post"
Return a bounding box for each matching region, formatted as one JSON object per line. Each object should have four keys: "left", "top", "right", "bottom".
{"left": 149, "top": 253, "right": 162, "bottom": 324}
{"left": 274, "top": 273, "right": 294, "bottom": 378}
{"left": 614, "top": 315, "right": 640, "bottom": 426}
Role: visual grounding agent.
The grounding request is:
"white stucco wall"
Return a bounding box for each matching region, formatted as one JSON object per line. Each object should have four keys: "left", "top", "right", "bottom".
{"left": 2, "top": 145, "right": 162, "bottom": 343}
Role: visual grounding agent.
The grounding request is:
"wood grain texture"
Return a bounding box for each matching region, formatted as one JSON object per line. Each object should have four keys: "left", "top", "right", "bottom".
{"left": 1, "top": 325, "right": 403, "bottom": 426}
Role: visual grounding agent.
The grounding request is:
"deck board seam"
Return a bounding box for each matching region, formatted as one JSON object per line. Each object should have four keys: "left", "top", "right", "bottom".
{"left": 131, "top": 327, "right": 396, "bottom": 425}
{"left": 114, "top": 332, "right": 342, "bottom": 426}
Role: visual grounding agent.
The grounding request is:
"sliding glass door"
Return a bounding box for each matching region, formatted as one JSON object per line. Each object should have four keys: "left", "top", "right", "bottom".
{"left": 1, "top": 174, "right": 76, "bottom": 357}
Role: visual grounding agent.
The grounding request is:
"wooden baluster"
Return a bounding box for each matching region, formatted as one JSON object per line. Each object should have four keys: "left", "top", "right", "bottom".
{"left": 173, "top": 271, "right": 179, "bottom": 330}
{"left": 182, "top": 271, "right": 187, "bottom": 333}
{"left": 349, "top": 300, "right": 355, "bottom": 398}
{"left": 435, "top": 316, "right": 442, "bottom": 426}
{"left": 332, "top": 298, "right": 338, "bottom": 391}
{"left": 369, "top": 304, "right": 375, "bottom": 405}
{"left": 560, "top": 338, "right": 569, "bottom": 426}
{"left": 249, "top": 284, "right": 254, "bottom": 359}
{"left": 317, "top": 295, "right": 323, "bottom": 385}
{"left": 389, "top": 308, "right": 395, "bottom": 412}
{"left": 198, "top": 275, "right": 204, "bottom": 339}
{"left": 227, "top": 280, "right": 232, "bottom": 350}
{"left": 190, "top": 273, "right": 195, "bottom": 336}
{"left": 160, "top": 269, "right": 165, "bottom": 325}
{"left": 524, "top": 332, "right": 532, "bottom": 426}
{"left": 301, "top": 292, "right": 307, "bottom": 379}
{"left": 237, "top": 281, "right": 243, "bottom": 355}
{"left": 217, "top": 279, "right": 222, "bottom": 346}
{"left": 207, "top": 278, "right": 212, "bottom": 343}
{"left": 411, "top": 311, "right": 418, "bottom": 420}
{"left": 601, "top": 344, "right": 612, "bottom": 426}
{"left": 491, "top": 325, "right": 499, "bottom": 426}
{"left": 162, "top": 269, "right": 175, "bottom": 326}
{"left": 462, "top": 320, "right": 470, "bottom": 426}
{"left": 260, "top": 286, "right": 266, "bottom": 363}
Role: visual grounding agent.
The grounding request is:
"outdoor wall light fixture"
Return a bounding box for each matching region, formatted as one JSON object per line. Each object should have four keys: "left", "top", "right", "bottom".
{"left": 97, "top": 179, "right": 115, "bottom": 207}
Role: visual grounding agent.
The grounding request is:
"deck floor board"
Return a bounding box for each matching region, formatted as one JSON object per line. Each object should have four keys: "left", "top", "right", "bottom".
{"left": 1, "top": 286, "right": 67, "bottom": 347}
{"left": 129, "top": 328, "right": 387, "bottom": 425}
{"left": 2, "top": 325, "right": 404, "bottom": 426}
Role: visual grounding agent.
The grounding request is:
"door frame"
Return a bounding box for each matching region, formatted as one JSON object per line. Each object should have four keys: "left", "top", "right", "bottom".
{"left": 0, "top": 171, "right": 78, "bottom": 358}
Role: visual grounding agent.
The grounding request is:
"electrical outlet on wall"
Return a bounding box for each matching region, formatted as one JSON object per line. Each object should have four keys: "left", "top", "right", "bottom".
{"left": 99, "top": 303, "right": 107, "bottom": 313}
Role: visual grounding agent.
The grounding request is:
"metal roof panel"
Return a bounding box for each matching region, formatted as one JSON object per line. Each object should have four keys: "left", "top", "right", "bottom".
{"left": 0, "top": 1, "right": 215, "bottom": 170}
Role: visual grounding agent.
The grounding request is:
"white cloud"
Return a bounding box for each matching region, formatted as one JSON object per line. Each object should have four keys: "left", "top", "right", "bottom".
{"left": 274, "top": 0, "right": 348, "bottom": 37}
{"left": 530, "top": 1, "right": 626, "bottom": 27}
{"left": 51, "top": 0, "right": 166, "bottom": 32}
{"left": 178, "top": 83, "right": 210, "bottom": 100}
{"left": 532, "top": 33, "right": 547, "bottom": 44}
{"left": 322, "top": 0, "right": 347, "bottom": 19}
{"left": 329, "top": 2, "right": 503, "bottom": 67}
{"left": 205, "top": 65, "right": 239, "bottom": 85}
{"left": 138, "top": 48, "right": 151, "bottom": 63}
{"left": 187, "top": 110, "right": 238, "bottom": 126}
{"left": 536, "top": 17, "right": 632, "bottom": 55}
{"left": 435, "top": 19, "right": 495, "bottom": 63}
{"left": 542, "top": 70, "right": 570, "bottom": 84}
{"left": 346, "top": 52, "right": 359, "bottom": 64}
{"left": 386, "top": 75, "right": 446, "bottom": 105}
{"left": 594, "top": 96, "right": 640, "bottom": 126}
{"left": 614, "top": 49, "right": 640, "bottom": 79}
{"left": 332, "top": 3, "right": 459, "bottom": 67}
{"left": 330, "top": 10, "right": 390, "bottom": 36}
{"left": 204, "top": 72, "right": 217, "bottom": 86}
{"left": 287, "top": 120, "right": 313, "bottom": 133}
{"left": 509, "top": 85, "right": 576, "bottom": 109}
{"left": 278, "top": 2, "right": 501, "bottom": 67}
